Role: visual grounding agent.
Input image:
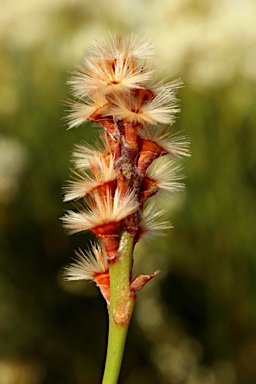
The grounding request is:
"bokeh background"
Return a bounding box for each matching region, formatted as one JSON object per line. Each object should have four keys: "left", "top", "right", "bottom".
{"left": 1, "top": 0, "right": 256, "bottom": 383}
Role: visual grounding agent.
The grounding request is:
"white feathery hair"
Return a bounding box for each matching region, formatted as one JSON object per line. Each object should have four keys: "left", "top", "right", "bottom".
{"left": 72, "top": 131, "right": 111, "bottom": 170}
{"left": 66, "top": 96, "right": 109, "bottom": 129}
{"left": 139, "top": 202, "right": 172, "bottom": 239}
{"left": 107, "top": 85, "right": 179, "bottom": 126}
{"left": 69, "top": 55, "right": 154, "bottom": 100}
{"left": 63, "top": 154, "right": 117, "bottom": 202}
{"left": 62, "top": 189, "right": 138, "bottom": 235}
{"left": 68, "top": 34, "right": 155, "bottom": 106}
{"left": 138, "top": 125, "right": 191, "bottom": 158}
{"left": 64, "top": 242, "right": 108, "bottom": 281}
{"left": 86, "top": 34, "right": 154, "bottom": 61}
{"left": 146, "top": 157, "right": 185, "bottom": 197}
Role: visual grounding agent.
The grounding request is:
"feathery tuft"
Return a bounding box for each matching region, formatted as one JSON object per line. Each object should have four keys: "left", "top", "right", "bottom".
{"left": 138, "top": 125, "right": 191, "bottom": 158}
{"left": 107, "top": 86, "right": 179, "bottom": 126}
{"left": 145, "top": 157, "right": 185, "bottom": 197}
{"left": 63, "top": 155, "right": 117, "bottom": 202}
{"left": 72, "top": 132, "right": 111, "bottom": 170}
{"left": 139, "top": 202, "right": 172, "bottom": 239}
{"left": 62, "top": 189, "right": 138, "bottom": 235}
{"left": 64, "top": 242, "right": 108, "bottom": 281}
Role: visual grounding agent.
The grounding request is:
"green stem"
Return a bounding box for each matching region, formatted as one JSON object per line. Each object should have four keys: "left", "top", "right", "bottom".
{"left": 102, "top": 231, "right": 136, "bottom": 384}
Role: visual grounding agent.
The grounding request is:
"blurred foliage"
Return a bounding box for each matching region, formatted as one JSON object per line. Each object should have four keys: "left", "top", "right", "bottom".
{"left": 1, "top": 0, "right": 256, "bottom": 383}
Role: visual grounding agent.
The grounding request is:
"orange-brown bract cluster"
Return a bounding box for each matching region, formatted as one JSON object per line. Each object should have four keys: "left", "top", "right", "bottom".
{"left": 62, "top": 35, "right": 190, "bottom": 303}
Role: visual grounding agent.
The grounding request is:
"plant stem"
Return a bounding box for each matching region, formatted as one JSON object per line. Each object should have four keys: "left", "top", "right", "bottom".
{"left": 102, "top": 231, "right": 136, "bottom": 384}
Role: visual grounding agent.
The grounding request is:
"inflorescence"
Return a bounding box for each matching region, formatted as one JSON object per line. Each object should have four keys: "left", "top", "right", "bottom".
{"left": 62, "top": 34, "right": 190, "bottom": 303}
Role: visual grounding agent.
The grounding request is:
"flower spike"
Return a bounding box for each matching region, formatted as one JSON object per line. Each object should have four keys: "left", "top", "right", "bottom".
{"left": 62, "top": 34, "right": 190, "bottom": 383}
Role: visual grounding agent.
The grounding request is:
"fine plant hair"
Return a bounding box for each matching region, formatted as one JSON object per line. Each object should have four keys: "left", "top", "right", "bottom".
{"left": 62, "top": 34, "right": 190, "bottom": 384}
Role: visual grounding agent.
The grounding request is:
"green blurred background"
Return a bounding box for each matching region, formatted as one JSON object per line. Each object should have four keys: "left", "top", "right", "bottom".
{"left": 1, "top": 1, "right": 256, "bottom": 383}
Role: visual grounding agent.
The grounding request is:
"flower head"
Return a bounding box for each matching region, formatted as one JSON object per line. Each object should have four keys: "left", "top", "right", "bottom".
{"left": 66, "top": 97, "right": 110, "bottom": 129}
{"left": 145, "top": 157, "right": 184, "bottom": 196}
{"left": 138, "top": 124, "right": 190, "bottom": 159}
{"left": 63, "top": 154, "right": 117, "bottom": 202}
{"left": 64, "top": 242, "right": 108, "bottom": 281}
{"left": 106, "top": 84, "right": 180, "bottom": 126}
{"left": 69, "top": 34, "right": 154, "bottom": 107}
{"left": 72, "top": 131, "right": 111, "bottom": 170}
{"left": 62, "top": 189, "right": 138, "bottom": 235}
